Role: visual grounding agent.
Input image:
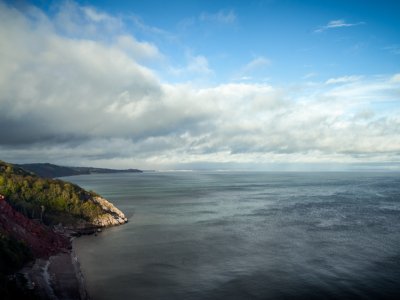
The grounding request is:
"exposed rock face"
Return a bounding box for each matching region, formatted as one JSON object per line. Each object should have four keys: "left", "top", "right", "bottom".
{"left": 91, "top": 196, "right": 128, "bottom": 227}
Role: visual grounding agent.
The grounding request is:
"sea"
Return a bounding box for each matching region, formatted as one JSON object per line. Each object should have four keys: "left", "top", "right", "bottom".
{"left": 67, "top": 171, "right": 400, "bottom": 300}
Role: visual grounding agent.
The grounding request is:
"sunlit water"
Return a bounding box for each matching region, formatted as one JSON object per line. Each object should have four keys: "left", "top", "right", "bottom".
{"left": 67, "top": 172, "right": 400, "bottom": 299}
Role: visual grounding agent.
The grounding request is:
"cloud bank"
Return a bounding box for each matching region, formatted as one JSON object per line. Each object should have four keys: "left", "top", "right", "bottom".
{"left": 0, "top": 2, "right": 399, "bottom": 170}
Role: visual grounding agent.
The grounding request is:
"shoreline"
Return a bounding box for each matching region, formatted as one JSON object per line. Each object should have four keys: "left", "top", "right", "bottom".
{"left": 10, "top": 199, "right": 127, "bottom": 299}
{"left": 0, "top": 161, "right": 128, "bottom": 299}
{"left": 21, "top": 234, "right": 89, "bottom": 300}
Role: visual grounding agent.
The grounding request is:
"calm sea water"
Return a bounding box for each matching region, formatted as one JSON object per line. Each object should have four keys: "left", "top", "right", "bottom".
{"left": 68, "top": 172, "right": 400, "bottom": 300}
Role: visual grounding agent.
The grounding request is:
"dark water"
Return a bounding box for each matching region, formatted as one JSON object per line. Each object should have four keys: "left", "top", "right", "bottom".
{"left": 68, "top": 172, "right": 400, "bottom": 299}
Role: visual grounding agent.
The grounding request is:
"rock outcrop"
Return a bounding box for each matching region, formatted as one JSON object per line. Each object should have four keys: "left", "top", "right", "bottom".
{"left": 91, "top": 196, "right": 128, "bottom": 227}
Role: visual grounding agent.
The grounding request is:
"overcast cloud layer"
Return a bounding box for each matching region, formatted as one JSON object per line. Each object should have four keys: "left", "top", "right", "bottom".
{"left": 1, "top": 2, "right": 400, "bottom": 170}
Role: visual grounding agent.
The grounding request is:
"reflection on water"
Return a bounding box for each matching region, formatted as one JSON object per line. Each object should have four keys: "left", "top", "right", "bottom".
{"left": 69, "top": 172, "right": 400, "bottom": 299}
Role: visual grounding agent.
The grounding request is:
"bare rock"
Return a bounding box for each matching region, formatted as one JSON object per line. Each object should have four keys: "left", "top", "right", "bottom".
{"left": 91, "top": 196, "right": 128, "bottom": 227}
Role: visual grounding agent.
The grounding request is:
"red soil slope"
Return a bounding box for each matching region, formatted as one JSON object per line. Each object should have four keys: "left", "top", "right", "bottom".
{"left": 0, "top": 196, "right": 70, "bottom": 258}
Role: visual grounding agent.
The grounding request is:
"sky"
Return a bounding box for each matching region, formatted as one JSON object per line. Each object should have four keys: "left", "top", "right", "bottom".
{"left": 0, "top": 0, "right": 399, "bottom": 170}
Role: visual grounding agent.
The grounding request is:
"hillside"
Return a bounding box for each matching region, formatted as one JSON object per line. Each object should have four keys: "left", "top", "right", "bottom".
{"left": 0, "top": 160, "right": 129, "bottom": 298}
{"left": 0, "top": 160, "right": 127, "bottom": 228}
{"left": 18, "top": 163, "right": 142, "bottom": 178}
{"left": 0, "top": 198, "right": 69, "bottom": 258}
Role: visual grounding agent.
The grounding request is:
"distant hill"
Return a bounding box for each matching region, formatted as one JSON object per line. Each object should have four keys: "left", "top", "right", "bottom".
{"left": 18, "top": 163, "right": 142, "bottom": 178}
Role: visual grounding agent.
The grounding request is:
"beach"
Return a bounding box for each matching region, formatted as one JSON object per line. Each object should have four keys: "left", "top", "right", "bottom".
{"left": 23, "top": 245, "right": 88, "bottom": 300}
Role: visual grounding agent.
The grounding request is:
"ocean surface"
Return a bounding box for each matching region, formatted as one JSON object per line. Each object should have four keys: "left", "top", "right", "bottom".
{"left": 68, "top": 171, "right": 400, "bottom": 300}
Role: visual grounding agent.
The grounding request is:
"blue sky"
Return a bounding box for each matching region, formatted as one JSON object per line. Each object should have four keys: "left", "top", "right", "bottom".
{"left": 28, "top": 0, "right": 400, "bottom": 84}
{"left": 0, "top": 0, "right": 399, "bottom": 170}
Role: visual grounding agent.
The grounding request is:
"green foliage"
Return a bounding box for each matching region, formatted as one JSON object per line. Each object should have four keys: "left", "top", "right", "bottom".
{"left": 0, "top": 161, "right": 103, "bottom": 225}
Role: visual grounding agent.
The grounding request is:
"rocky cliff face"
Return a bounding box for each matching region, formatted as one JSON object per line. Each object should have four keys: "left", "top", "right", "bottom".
{"left": 91, "top": 196, "right": 128, "bottom": 227}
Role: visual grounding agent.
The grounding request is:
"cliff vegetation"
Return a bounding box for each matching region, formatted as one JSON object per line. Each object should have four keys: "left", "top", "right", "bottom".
{"left": 0, "top": 160, "right": 117, "bottom": 226}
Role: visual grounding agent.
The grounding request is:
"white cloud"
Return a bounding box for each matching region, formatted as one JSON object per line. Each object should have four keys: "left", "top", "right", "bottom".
{"left": 391, "top": 73, "right": 400, "bottom": 83}
{"left": 129, "top": 14, "right": 175, "bottom": 41}
{"left": 242, "top": 56, "right": 270, "bottom": 73}
{"left": 315, "top": 19, "right": 365, "bottom": 33}
{"left": 303, "top": 72, "right": 318, "bottom": 79}
{"left": 233, "top": 56, "right": 271, "bottom": 81}
{"left": 185, "top": 55, "right": 213, "bottom": 75}
{"left": 325, "top": 75, "right": 362, "bottom": 84}
{"left": 170, "top": 54, "right": 213, "bottom": 77}
{"left": 81, "top": 6, "right": 113, "bottom": 22}
{"left": 53, "top": 1, "right": 122, "bottom": 37}
{"left": 236, "top": 76, "right": 253, "bottom": 81}
{"left": 116, "top": 35, "right": 161, "bottom": 61}
{"left": 0, "top": 1, "right": 399, "bottom": 169}
{"left": 199, "top": 9, "right": 236, "bottom": 24}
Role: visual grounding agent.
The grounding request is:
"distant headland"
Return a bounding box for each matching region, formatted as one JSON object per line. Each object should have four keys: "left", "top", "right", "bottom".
{"left": 17, "top": 162, "right": 143, "bottom": 178}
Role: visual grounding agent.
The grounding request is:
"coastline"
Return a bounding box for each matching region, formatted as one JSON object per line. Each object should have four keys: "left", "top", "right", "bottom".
{"left": 22, "top": 235, "right": 89, "bottom": 300}
{"left": 9, "top": 195, "right": 128, "bottom": 299}
{"left": 0, "top": 161, "right": 129, "bottom": 299}
{"left": 20, "top": 196, "right": 128, "bottom": 299}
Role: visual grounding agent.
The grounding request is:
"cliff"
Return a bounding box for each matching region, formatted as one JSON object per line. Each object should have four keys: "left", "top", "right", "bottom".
{"left": 0, "top": 160, "right": 130, "bottom": 299}
{"left": 0, "top": 160, "right": 127, "bottom": 230}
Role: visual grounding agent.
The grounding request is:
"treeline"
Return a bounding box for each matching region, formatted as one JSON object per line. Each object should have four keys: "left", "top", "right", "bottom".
{"left": 0, "top": 161, "right": 103, "bottom": 226}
